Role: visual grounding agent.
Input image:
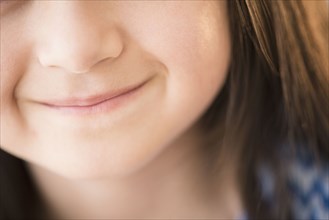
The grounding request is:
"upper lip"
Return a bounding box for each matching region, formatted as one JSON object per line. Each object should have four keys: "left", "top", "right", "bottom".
{"left": 40, "top": 80, "right": 148, "bottom": 107}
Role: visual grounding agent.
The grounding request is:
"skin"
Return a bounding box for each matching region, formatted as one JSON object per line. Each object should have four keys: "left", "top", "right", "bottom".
{"left": 1, "top": 1, "right": 242, "bottom": 218}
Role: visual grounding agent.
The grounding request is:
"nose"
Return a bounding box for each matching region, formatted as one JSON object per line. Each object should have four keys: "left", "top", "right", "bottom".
{"left": 37, "top": 2, "right": 124, "bottom": 74}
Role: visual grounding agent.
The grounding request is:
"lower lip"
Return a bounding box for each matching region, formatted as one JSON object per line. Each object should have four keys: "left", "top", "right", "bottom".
{"left": 42, "top": 81, "right": 148, "bottom": 116}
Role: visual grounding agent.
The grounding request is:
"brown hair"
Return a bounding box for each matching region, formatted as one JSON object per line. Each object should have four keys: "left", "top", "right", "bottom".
{"left": 200, "top": 0, "right": 328, "bottom": 219}
{"left": 1, "top": 1, "right": 328, "bottom": 219}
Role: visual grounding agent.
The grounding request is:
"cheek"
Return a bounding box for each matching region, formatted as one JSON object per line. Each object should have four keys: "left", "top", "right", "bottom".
{"left": 1, "top": 40, "right": 20, "bottom": 120}
{"left": 122, "top": 2, "right": 231, "bottom": 113}
{"left": 0, "top": 19, "right": 34, "bottom": 155}
{"left": 0, "top": 14, "right": 34, "bottom": 105}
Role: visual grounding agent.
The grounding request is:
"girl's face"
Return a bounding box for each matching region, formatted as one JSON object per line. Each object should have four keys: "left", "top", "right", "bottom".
{"left": 0, "top": 1, "right": 231, "bottom": 178}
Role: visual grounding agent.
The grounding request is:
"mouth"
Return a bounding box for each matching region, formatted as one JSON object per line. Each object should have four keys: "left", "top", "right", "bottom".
{"left": 39, "top": 79, "right": 150, "bottom": 115}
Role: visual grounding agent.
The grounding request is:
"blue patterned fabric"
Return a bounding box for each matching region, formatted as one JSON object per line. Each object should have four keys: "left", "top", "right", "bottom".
{"left": 286, "top": 148, "right": 329, "bottom": 220}
{"left": 240, "top": 147, "right": 329, "bottom": 220}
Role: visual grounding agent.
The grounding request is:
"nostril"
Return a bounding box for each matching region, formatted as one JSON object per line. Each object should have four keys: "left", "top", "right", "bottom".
{"left": 38, "top": 56, "right": 55, "bottom": 69}
{"left": 98, "top": 57, "right": 113, "bottom": 65}
{"left": 66, "top": 57, "right": 114, "bottom": 74}
{"left": 38, "top": 51, "right": 102, "bottom": 74}
{"left": 39, "top": 57, "right": 88, "bottom": 74}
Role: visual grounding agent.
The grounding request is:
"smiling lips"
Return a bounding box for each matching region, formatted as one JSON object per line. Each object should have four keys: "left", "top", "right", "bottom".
{"left": 39, "top": 80, "right": 149, "bottom": 115}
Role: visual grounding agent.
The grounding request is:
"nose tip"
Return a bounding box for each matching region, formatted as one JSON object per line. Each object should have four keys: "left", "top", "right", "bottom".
{"left": 38, "top": 30, "right": 123, "bottom": 74}
{"left": 36, "top": 3, "right": 124, "bottom": 74}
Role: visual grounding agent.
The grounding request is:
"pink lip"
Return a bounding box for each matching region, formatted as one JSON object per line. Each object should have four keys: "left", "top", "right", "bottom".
{"left": 39, "top": 79, "right": 149, "bottom": 115}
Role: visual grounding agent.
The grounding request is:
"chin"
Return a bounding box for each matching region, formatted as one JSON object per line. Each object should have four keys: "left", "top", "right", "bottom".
{"left": 29, "top": 140, "right": 164, "bottom": 181}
